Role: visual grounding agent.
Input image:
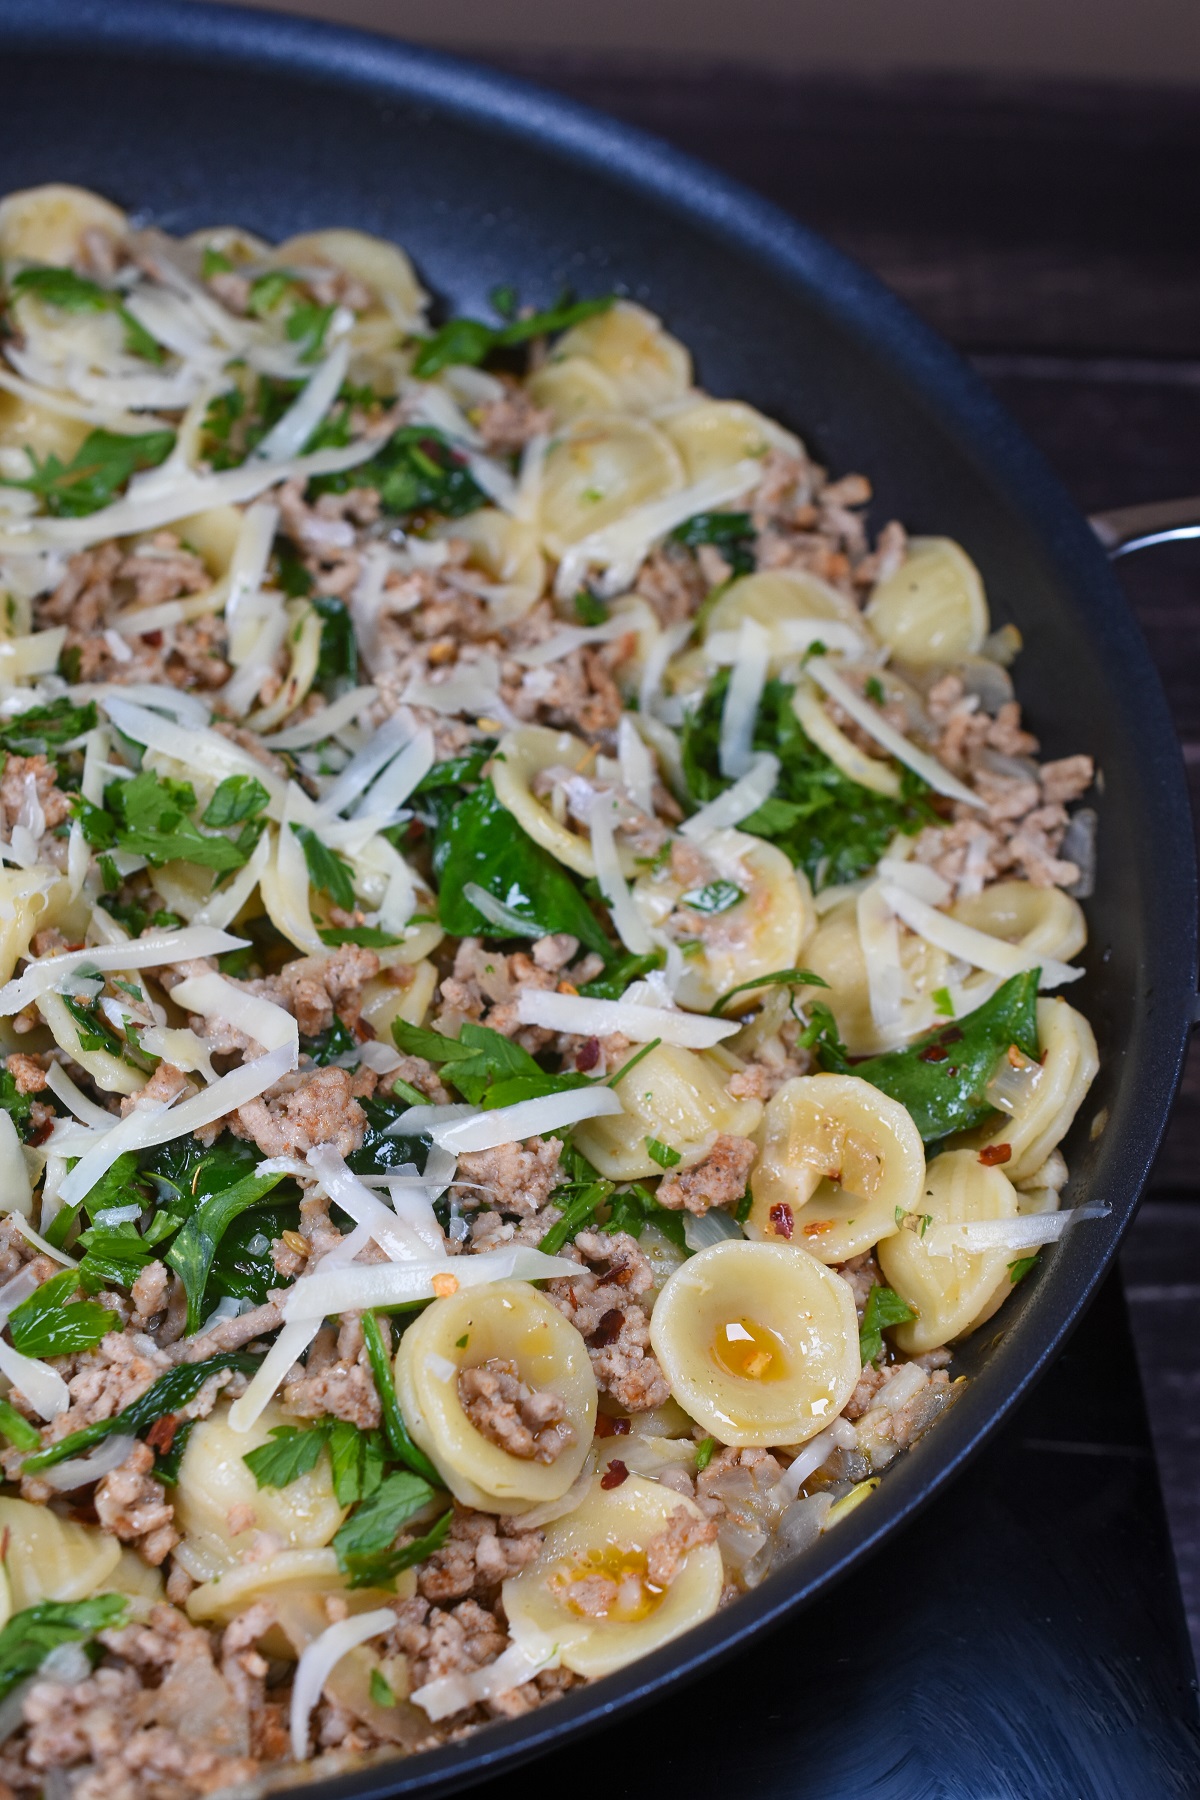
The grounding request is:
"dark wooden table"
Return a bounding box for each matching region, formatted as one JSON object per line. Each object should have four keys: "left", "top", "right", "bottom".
{"left": 489, "top": 55, "right": 1200, "bottom": 1655}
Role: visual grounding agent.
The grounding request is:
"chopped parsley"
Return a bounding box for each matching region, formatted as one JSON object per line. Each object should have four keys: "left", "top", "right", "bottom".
{"left": 410, "top": 292, "right": 613, "bottom": 379}
{"left": 0, "top": 428, "right": 175, "bottom": 518}
{"left": 858, "top": 1284, "right": 917, "bottom": 1365}
{"left": 9, "top": 264, "right": 162, "bottom": 362}
{"left": 670, "top": 509, "right": 756, "bottom": 576}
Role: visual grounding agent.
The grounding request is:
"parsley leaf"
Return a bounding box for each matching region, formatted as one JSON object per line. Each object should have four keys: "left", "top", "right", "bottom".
{"left": 8, "top": 1270, "right": 115, "bottom": 1357}
{"left": 292, "top": 823, "right": 356, "bottom": 910}
{"left": 411, "top": 293, "right": 613, "bottom": 379}
{"left": 602, "top": 1181, "right": 688, "bottom": 1251}
{"left": 645, "top": 1137, "right": 682, "bottom": 1169}
{"left": 0, "top": 1597, "right": 129, "bottom": 1703}
{"left": 328, "top": 1420, "right": 387, "bottom": 1507}
{"left": 0, "top": 698, "right": 97, "bottom": 757}
{"left": 10, "top": 265, "right": 163, "bottom": 362}
{"left": 709, "top": 966, "right": 828, "bottom": 1016}
{"left": 202, "top": 775, "right": 270, "bottom": 828}
{"left": 165, "top": 1165, "right": 289, "bottom": 1334}
{"left": 538, "top": 1181, "right": 612, "bottom": 1255}
{"left": 682, "top": 673, "right": 935, "bottom": 889}
{"left": 1009, "top": 1254, "right": 1039, "bottom": 1285}
{"left": 391, "top": 1018, "right": 590, "bottom": 1110}
{"left": 244, "top": 1424, "right": 330, "bottom": 1490}
{"left": 0, "top": 1070, "right": 36, "bottom": 1143}
{"left": 301, "top": 1016, "right": 357, "bottom": 1066}
{"left": 310, "top": 425, "right": 485, "bottom": 521}
{"left": 313, "top": 596, "right": 358, "bottom": 695}
{"left": 332, "top": 1469, "right": 438, "bottom": 1587}
{"left": 859, "top": 1284, "right": 917, "bottom": 1365}
{"left": 93, "top": 769, "right": 251, "bottom": 872}
{"left": 0, "top": 428, "right": 175, "bottom": 518}
{"left": 679, "top": 880, "right": 743, "bottom": 915}
{"left": 369, "top": 1668, "right": 395, "bottom": 1708}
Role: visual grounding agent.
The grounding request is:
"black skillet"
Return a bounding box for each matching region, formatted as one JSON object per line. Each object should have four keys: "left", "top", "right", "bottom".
{"left": 0, "top": 2, "right": 1195, "bottom": 1793}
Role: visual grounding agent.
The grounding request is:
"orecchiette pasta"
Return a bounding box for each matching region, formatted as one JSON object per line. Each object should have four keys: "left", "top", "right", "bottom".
{"left": 650, "top": 1241, "right": 861, "bottom": 1445}
{"left": 878, "top": 1148, "right": 1022, "bottom": 1352}
{"left": 394, "top": 1282, "right": 597, "bottom": 1512}
{"left": 746, "top": 1074, "right": 924, "bottom": 1263}
{"left": 962, "top": 999, "right": 1099, "bottom": 1181}
{"left": 0, "top": 1497, "right": 122, "bottom": 1608}
{"left": 553, "top": 301, "right": 692, "bottom": 411}
{"left": 864, "top": 536, "right": 990, "bottom": 665}
{"left": 659, "top": 399, "right": 799, "bottom": 483}
{"left": 503, "top": 1474, "right": 723, "bottom": 1677}
{"left": 537, "top": 414, "right": 684, "bottom": 556}
{"left": 573, "top": 1042, "right": 764, "bottom": 1180}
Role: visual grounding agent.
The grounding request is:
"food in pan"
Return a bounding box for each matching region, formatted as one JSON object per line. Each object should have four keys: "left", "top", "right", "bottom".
{"left": 0, "top": 184, "right": 1101, "bottom": 1793}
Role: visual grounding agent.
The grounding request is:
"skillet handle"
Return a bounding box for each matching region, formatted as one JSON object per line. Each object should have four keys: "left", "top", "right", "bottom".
{"left": 1090, "top": 496, "right": 1200, "bottom": 558}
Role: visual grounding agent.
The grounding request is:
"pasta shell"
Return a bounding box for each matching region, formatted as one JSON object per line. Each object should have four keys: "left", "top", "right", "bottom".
{"left": 649, "top": 1240, "right": 861, "bottom": 1445}
{"left": 703, "top": 569, "right": 869, "bottom": 659}
{"left": 527, "top": 355, "right": 621, "bottom": 424}
{"left": 660, "top": 399, "right": 799, "bottom": 483}
{"left": 173, "top": 1402, "right": 346, "bottom": 1574}
{"left": 490, "top": 724, "right": 628, "bottom": 877}
{"left": 952, "top": 880, "right": 1087, "bottom": 979}
{"left": 0, "top": 390, "right": 90, "bottom": 465}
{"left": 745, "top": 1073, "right": 924, "bottom": 1263}
{"left": 270, "top": 228, "right": 428, "bottom": 333}
{"left": 0, "top": 184, "right": 128, "bottom": 265}
{"left": 553, "top": 302, "right": 692, "bottom": 412}
{"left": 0, "top": 869, "right": 71, "bottom": 988}
{"left": 538, "top": 413, "right": 684, "bottom": 557}
{"left": 865, "top": 537, "right": 989, "bottom": 666}
{"left": 573, "top": 1043, "right": 764, "bottom": 1181}
{"left": 0, "top": 1497, "right": 122, "bottom": 1607}
{"left": 431, "top": 508, "right": 545, "bottom": 625}
{"left": 394, "top": 1281, "right": 597, "bottom": 1513}
{"left": 36, "top": 990, "right": 148, "bottom": 1098}
{"left": 359, "top": 961, "right": 437, "bottom": 1038}
{"left": 961, "top": 998, "right": 1098, "bottom": 1181}
{"left": 186, "top": 1546, "right": 411, "bottom": 1641}
{"left": 798, "top": 898, "right": 947, "bottom": 1056}
{"left": 503, "top": 1474, "right": 722, "bottom": 1678}
{"left": 632, "top": 831, "right": 812, "bottom": 1013}
{"left": 878, "top": 1147, "right": 1021, "bottom": 1352}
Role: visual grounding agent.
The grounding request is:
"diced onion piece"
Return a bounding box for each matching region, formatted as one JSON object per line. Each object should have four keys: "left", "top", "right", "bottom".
{"left": 554, "top": 460, "right": 762, "bottom": 600}
{"left": 306, "top": 1142, "right": 444, "bottom": 1260}
{"left": 398, "top": 1087, "right": 624, "bottom": 1153}
{"left": 59, "top": 1045, "right": 295, "bottom": 1208}
{"left": 281, "top": 1245, "right": 581, "bottom": 1321}
{"left": 515, "top": 987, "right": 737, "bottom": 1048}
{"left": 170, "top": 971, "right": 299, "bottom": 1059}
{"left": 290, "top": 1606, "right": 397, "bottom": 1761}
{"left": 590, "top": 798, "right": 655, "bottom": 956}
{"left": 411, "top": 1641, "right": 558, "bottom": 1723}
{"left": 805, "top": 659, "right": 985, "bottom": 809}
{"left": 718, "top": 619, "right": 770, "bottom": 780}
{"left": 38, "top": 1434, "right": 139, "bottom": 1493}
{"left": 923, "top": 1202, "right": 1110, "bottom": 1258}
{"left": 262, "top": 686, "right": 379, "bottom": 751}
{"left": 0, "top": 926, "right": 246, "bottom": 1018}
{"left": 680, "top": 752, "right": 779, "bottom": 841}
{"left": 777, "top": 1417, "right": 859, "bottom": 1500}
{"left": 253, "top": 339, "right": 350, "bottom": 464}
{"left": 878, "top": 883, "right": 1083, "bottom": 989}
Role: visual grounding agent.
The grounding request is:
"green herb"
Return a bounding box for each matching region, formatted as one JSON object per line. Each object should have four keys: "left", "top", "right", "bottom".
{"left": 814, "top": 970, "right": 1041, "bottom": 1143}
{"left": 286, "top": 299, "right": 336, "bottom": 362}
{"left": 682, "top": 673, "right": 935, "bottom": 889}
{"left": 21, "top": 1352, "right": 260, "bottom": 1474}
{"left": 74, "top": 1223, "right": 158, "bottom": 1295}
{"left": 645, "top": 1137, "right": 682, "bottom": 1170}
{"left": 202, "top": 247, "right": 234, "bottom": 278}
{"left": 602, "top": 1181, "right": 688, "bottom": 1252}
{"left": 317, "top": 926, "right": 402, "bottom": 948}
{"left": 734, "top": 1188, "right": 754, "bottom": 1224}
{"left": 571, "top": 591, "right": 607, "bottom": 629}
{"left": 0, "top": 1397, "right": 40, "bottom": 1451}
{"left": 0, "top": 698, "right": 97, "bottom": 757}
{"left": 61, "top": 993, "right": 124, "bottom": 1060}
{"left": 202, "top": 775, "right": 270, "bottom": 828}
{"left": 361, "top": 1311, "right": 439, "bottom": 1483}
{"left": 411, "top": 293, "right": 613, "bottom": 380}
{"left": 679, "top": 880, "right": 744, "bottom": 915}
{"left": 165, "top": 1166, "right": 289, "bottom": 1334}
{"left": 244, "top": 1424, "right": 330, "bottom": 1490}
{"left": 1009, "top": 1254, "right": 1039, "bottom": 1285}
{"left": 8, "top": 1270, "right": 114, "bottom": 1357}
{"left": 347, "top": 1095, "right": 430, "bottom": 1178}
{"left": 858, "top": 1284, "right": 916, "bottom": 1365}
{"left": 694, "top": 1436, "right": 716, "bottom": 1472}
{"left": 355, "top": 1507, "right": 453, "bottom": 1585}
{"left": 313, "top": 595, "right": 358, "bottom": 694}
{"left": 247, "top": 270, "right": 294, "bottom": 316}
{"left": 538, "top": 1181, "right": 612, "bottom": 1255}
{"left": 332, "top": 1468, "right": 437, "bottom": 1586}
{"left": 578, "top": 948, "right": 665, "bottom": 1001}
{"left": 709, "top": 966, "right": 828, "bottom": 1017}
{"left": 328, "top": 1420, "right": 387, "bottom": 1507}
{"left": 301, "top": 1016, "right": 358, "bottom": 1066}
{"left": 87, "top": 769, "right": 252, "bottom": 872}
{"left": 0, "top": 1070, "right": 37, "bottom": 1143}
{"left": 0, "top": 1596, "right": 129, "bottom": 1703}
{"left": 291, "top": 823, "right": 356, "bottom": 910}
{"left": 311, "top": 425, "right": 485, "bottom": 520}
{"left": 432, "top": 779, "right": 609, "bottom": 957}
{"left": 275, "top": 544, "right": 314, "bottom": 597}
{"left": 0, "top": 428, "right": 175, "bottom": 518}
{"left": 670, "top": 510, "right": 756, "bottom": 576}
{"left": 606, "top": 1039, "right": 661, "bottom": 1089}
{"left": 369, "top": 1668, "right": 395, "bottom": 1707}
{"left": 864, "top": 676, "right": 886, "bottom": 706}
{"left": 10, "top": 265, "right": 163, "bottom": 362}
{"left": 391, "top": 1017, "right": 592, "bottom": 1111}
{"left": 455, "top": 1334, "right": 469, "bottom": 1349}
{"left": 932, "top": 986, "right": 956, "bottom": 1019}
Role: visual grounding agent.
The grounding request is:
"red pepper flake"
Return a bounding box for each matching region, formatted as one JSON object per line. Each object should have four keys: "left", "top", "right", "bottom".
{"left": 145, "top": 1413, "right": 180, "bottom": 1454}
{"left": 595, "top": 1414, "right": 632, "bottom": 1438}
{"left": 803, "top": 1220, "right": 831, "bottom": 1236}
{"left": 939, "top": 1027, "right": 964, "bottom": 1046}
{"left": 978, "top": 1143, "right": 1012, "bottom": 1166}
{"left": 141, "top": 630, "right": 164, "bottom": 648}
{"left": 576, "top": 1037, "right": 601, "bottom": 1072}
{"left": 918, "top": 1044, "right": 949, "bottom": 1063}
{"left": 600, "top": 1460, "right": 629, "bottom": 1490}
{"left": 590, "top": 1308, "right": 625, "bottom": 1347}
{"left": 769, "top": 1203, "right": 794, "bottom": 1240}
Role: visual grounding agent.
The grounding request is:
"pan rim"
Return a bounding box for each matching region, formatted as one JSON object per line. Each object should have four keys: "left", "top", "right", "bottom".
{"left": 0, "top": 3, "right": 1195, "bottom": 1793}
